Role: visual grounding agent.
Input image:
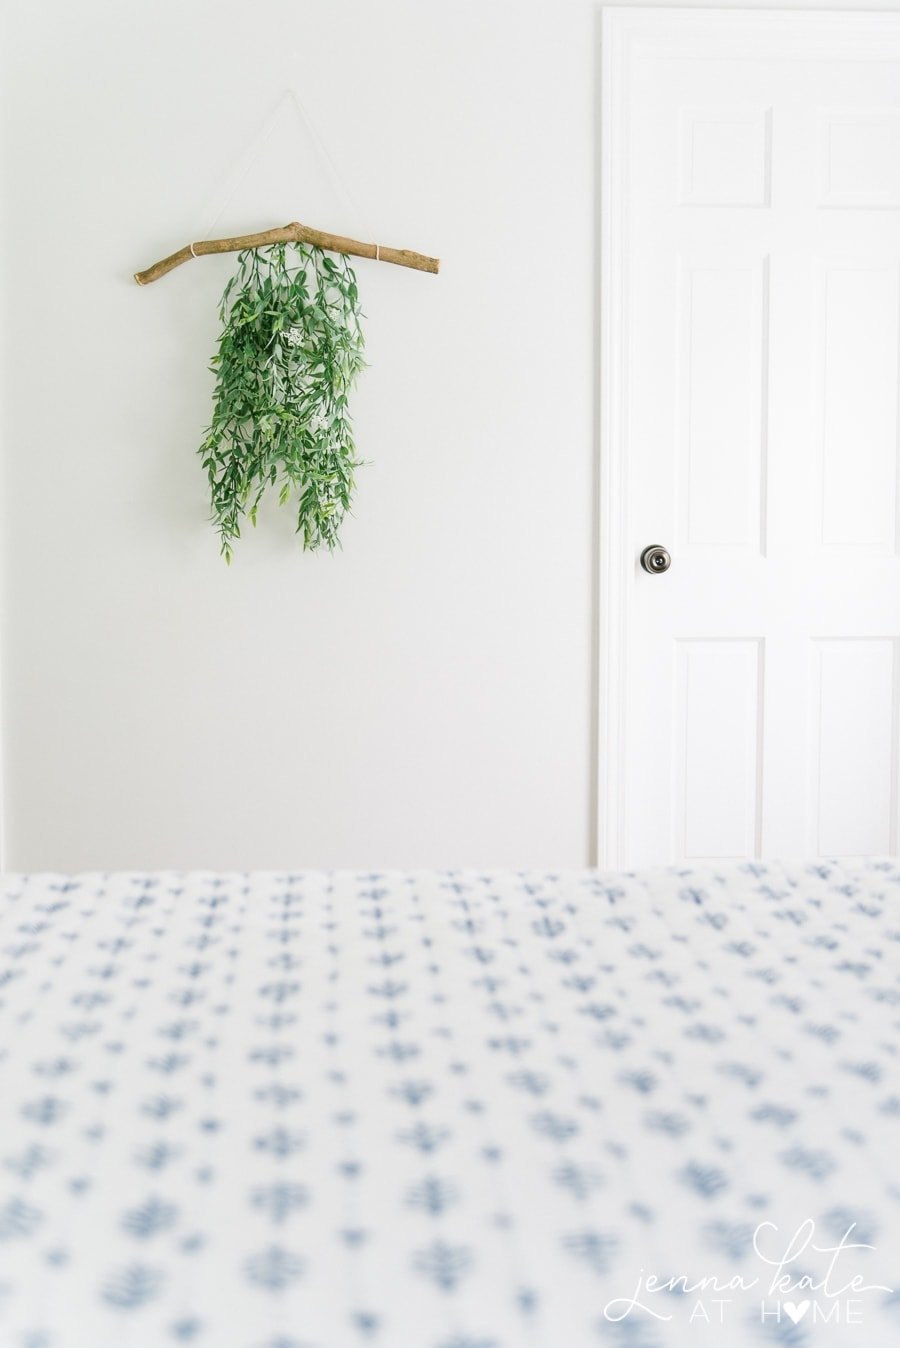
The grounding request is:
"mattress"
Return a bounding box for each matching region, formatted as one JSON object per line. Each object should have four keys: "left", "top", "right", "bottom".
{"left": 1, "top": 861, "right": 898, "bottom": 1348}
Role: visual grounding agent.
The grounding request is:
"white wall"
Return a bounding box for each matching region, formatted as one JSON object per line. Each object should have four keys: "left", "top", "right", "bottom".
{"left": 0, "top": 0, "right": 597, "bottom": 872}
{"left": 2, "top": 0, "right": 899, "bottom": 874}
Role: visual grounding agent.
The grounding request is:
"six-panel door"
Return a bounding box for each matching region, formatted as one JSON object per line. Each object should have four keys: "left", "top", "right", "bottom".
{"left": 600, "top": 10, "right": 900, "bottom": 866}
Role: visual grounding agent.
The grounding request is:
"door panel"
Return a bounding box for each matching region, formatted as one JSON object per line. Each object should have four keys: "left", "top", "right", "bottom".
{"left": 676, "top": 257, "right": 769, "bottom": 551}
{"left": 814, "top": 263, "right": 898, "bottom": 550}
{"left": 599, "top": 9, "right": 900, "bottom": 866}
{"left": 812, "top": 638, "right": 897, "bottom": 857}
{"left": 674, "top": 638, "right": 764, "bottom": 862}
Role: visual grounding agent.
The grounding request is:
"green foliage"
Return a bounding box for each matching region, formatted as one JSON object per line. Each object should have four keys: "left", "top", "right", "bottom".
{"left": 199, "top": 242, "right": 366, "bottom": 561}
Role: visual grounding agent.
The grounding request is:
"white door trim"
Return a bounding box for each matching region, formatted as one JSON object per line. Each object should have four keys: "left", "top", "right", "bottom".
{"left": 596, "top": 6, "right": 900, "bottom": 868}
{"left": 597, "top": 7, "right": 632, "bottom": 870}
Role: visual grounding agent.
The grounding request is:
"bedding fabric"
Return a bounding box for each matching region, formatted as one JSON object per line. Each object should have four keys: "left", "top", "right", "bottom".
{"left": 0, "top": 861, "right": 898, "bottom": 1348}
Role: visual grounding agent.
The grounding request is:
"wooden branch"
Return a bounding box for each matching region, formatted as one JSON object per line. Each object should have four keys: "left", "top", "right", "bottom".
{"left": 134, "top": 221, "right": 439, "bottom": 285}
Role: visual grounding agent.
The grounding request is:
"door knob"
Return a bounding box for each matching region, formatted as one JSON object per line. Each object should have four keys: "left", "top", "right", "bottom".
{"left": 640, "top": 544, "right": 671, "bottom": 575}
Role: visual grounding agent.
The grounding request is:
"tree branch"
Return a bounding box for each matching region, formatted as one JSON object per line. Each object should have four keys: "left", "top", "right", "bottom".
{"left": 134, "top": 220, "right": 440, "bottom": 285}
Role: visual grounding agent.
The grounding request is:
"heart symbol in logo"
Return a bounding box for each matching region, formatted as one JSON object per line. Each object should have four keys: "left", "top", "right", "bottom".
{"left": 783, "top": 1300, "right": 810, "bottom": 1324}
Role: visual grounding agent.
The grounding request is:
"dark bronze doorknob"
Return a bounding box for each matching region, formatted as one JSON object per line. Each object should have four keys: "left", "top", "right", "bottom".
{"left": 640, "top": 545, "right": 671, "bottom": 575}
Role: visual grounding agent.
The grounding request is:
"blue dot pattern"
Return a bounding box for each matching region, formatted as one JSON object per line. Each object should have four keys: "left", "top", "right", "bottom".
{"left": 0, "top": 861, "right": 898, "bottom": 1346}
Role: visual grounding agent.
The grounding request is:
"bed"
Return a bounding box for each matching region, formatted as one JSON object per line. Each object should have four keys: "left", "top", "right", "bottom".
{"left": 1, "top": 860, "right": 898, "bottom": 1348}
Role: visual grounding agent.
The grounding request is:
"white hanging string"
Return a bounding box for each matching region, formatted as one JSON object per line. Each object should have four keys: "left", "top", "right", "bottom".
{"left": 287, "top": 89, "right": 381, "bottom": 262}
{"left": 194, "top": 89, "right": 382, "bottom": 263}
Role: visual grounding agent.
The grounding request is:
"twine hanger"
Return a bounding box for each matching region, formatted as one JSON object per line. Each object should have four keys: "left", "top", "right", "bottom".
{"left": 136, "top": 91, "right": 437, "bottom": 285}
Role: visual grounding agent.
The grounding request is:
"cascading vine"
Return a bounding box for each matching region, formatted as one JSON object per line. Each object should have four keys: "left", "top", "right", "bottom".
{"left": 199, "top": 241, "right": 366, "bottom": 561}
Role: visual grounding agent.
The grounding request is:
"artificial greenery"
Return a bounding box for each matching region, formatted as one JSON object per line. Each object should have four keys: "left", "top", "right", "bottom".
{"left": 199, "top": 241, "right": 365, "bottom": 561}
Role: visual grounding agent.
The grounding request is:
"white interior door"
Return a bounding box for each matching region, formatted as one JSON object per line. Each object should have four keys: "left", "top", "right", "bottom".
{"left": 599, "top": 9, "right": 900, "bottom": 868}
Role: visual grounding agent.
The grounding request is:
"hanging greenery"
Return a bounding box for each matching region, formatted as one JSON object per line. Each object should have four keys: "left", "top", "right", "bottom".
{"left": 199, "top": 241, "right": 366, "bottom": 561}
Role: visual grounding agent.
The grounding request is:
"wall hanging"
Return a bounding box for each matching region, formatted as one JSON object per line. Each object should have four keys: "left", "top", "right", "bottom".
{"left": 135, "top": 221, "right": 439, "bottom": 561}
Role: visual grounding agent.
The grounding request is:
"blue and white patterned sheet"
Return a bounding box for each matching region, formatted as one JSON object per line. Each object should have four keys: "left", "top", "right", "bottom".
{"left": 1, "top": 861, "right": 898, "bottom": 1348}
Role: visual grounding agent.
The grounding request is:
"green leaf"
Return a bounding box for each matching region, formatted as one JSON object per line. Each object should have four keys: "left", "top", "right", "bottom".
{"left": 197, "top": 241, "right": 366, "bottom": 559}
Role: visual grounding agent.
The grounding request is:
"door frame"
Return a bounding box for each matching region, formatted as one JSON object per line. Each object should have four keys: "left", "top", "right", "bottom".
{"left": 596, "top": 5, "right": 633, "bottom": 870}
{"left": 595, "top": 6, "right": 900, "bottom": 868}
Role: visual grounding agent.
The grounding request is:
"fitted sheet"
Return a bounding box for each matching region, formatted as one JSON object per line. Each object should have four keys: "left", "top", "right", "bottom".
{"left": 1, "top": 862, "right": 899, "bottom": 1348}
